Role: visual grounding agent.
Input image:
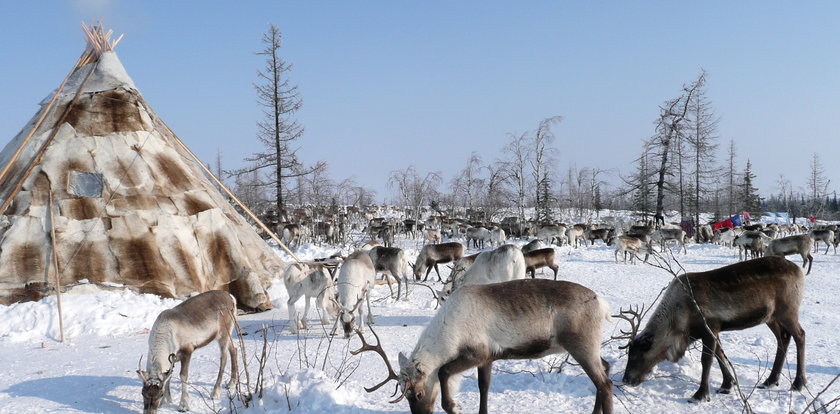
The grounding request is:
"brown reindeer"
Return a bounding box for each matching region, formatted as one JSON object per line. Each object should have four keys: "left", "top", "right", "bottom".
{"left": 523, "top": 247, "right": 559, "bottom": 280}
{"left": 137, "top": 291, "right": 238, "bottom": 413}
{"left": 412, "top": 242, "right": 464, "bottom": 282}
{"left": 622, "top": 256, "right": 806, "bottom": 402}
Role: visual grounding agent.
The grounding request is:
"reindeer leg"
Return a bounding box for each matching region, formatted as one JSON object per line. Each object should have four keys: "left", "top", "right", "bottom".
{"left": 227, "top": 340, "right": 239, "bottom": 389}
{"left": 568, "top": 345, "right": 613, "bottom": 414}
{"left": 691, "top": 335, "right": 715, "bottom": 402}
{"left": 551, "top": 264, "right": 559, "bottom": 281}
{"left": 317, "top": 291, "right": 331, "bottom": 325}
{"left": 790, "top": 321, "right": 807, "bottom": 391}
{"left": 301, "top": 296, "right": 311, "bottom": 330}
{"left": 760, "top": 321, "right": 790, "bottom": 388}
{"left": 422, "top": 265, "right": 433, "bottom": 282}
{"left": 713, "top": 336, "right": 734, "bottom": 394}
{"left": 439, "top": 354, "right": 482, "bottom": 414}
{"left": 477, "top": 363, "right": 492, "bottom": 414}
{"left": 365, "top": 292, "right": 374, "bottom": 326}
{"left": 288, "top": 292, "right": 301, "bottom": 334}
{"left": 178, "top": 352, "right": 192, "bottom": 411}
{"left": 211, "top": 339, "right": 227, "bottom": 400}
{"left": 390, "top": 265, "right": 402, "bottom": 301}
{"left": 434, "top": 263, "right": 443, "bottom": 282}
{"left": 382, "top": 271, "right": 395, "bottom": 299}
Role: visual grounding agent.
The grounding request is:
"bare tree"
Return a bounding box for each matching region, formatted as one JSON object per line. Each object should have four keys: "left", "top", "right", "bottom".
{"left": 649, "top": 76, "right": 702, "bottom": 226}
{"left": 503, "top": 132, "right": 530, "bottom": 220}
{"left": 621, "top": 144, "right": 655, "bottom": 222}
{"left": 450, "top": 153, "right": 484, "bottom": 212}
{"left": 531, "top": 117, "right": 562, "bottom": 224}
{"left": 388, "top": 166, "right": 442, "bottom": 221}
{"left": 807, "top": 153, "right": 830, "bottom": 207}
{"left": 685, "top": 71, "right": 719, "bottom": 238}
{"left": 483, "top": 163, "right": 510, "bottom": 220}
{"left": 234, "top": 24, "right": 324, "bottom": 215}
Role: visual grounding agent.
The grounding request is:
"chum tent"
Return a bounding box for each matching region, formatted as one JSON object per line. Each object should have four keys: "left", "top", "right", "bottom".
{"left": 0, "top": 24, "right": 287, "bottom": 310}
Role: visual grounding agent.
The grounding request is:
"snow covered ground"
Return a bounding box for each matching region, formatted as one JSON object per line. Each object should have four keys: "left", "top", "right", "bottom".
{"left": 1, "top": 234, "right": 839, "bottom": 413}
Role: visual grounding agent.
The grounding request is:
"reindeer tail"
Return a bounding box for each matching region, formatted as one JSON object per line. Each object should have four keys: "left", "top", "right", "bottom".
{"left": 597, "top": 296, "right": 612, "bottom": 322}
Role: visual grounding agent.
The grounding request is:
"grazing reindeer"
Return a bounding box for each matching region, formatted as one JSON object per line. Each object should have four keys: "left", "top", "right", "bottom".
{"left": 734, "top": 231, "right": 772, "bottom": 261}
{"left": 412, "top": 242, "right": 464, "bottom": 282}
{"left": 441, "top": 245, "right": 526, "bottom": 298}
{"left": 566, "top": 225, "right": 586, "bottom": 248}
{"left": 622, "top": 256, "right": 806, "bottom": 402}
{"left": 809, "top": 229, "right": 835, "bottom": 254}
{"left": 355, "top": 279, "right": 613, "bottom": 414}
{"left": 536, "top": 225, "right": 567, "bottom": 246}
{"left": 423, "top": 228, "right": 442, "bottom": 245}
{"left": 650, "top": 228, "right": 687, "bottom": 254}
{"left": 697, "top": 224, "right": 714, "bottom": 243}
{"left": 137, "top": 290, "right": 238, "bottom": 413}
{"left": 284, "top": 263, "right": 339, "bottom": 334}
{"left": 282, "top": 223, "right": 301, "bottom": 248}
{"left": 465, "top": 226, "right": 491, "bottom": 249}
{"left": 334, "top": 251, "right": 377, "bottom": 337}
{"left": 488, "top": 226, "right": 506, "bottom": 247}
{"left": 524, "top": 247, "right": 559, "bottom": 280}
{"left": 368, "top": 246, "right": 412, "bottom": 300}
{"left": 379, "top": 225, "right": 395, "bottom": 248}
{"left": 521, "top": 239, "right": 547, "bottom": 254}
{"left": 765, "top": 234, "right": 814, "bottom": 275}
{"left": 712, "top": 227, "right": 736, "bottom": 248}
{"left": 613, "top": 235, "right": 649, "bottom": 264}
{"left": 446, "top": 253, "right": 481, "bottom": 281}
{"left": 585, "top": 228, "right": 615, "bottom": 246}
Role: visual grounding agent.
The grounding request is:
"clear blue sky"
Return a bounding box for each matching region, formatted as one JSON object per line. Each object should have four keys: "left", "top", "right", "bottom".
{"left": 1, "top": 1, "right": 838, "bottom": 200}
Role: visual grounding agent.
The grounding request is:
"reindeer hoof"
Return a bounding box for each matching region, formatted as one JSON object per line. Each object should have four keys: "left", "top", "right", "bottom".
{"left": 716, "top": 387, "right": 731, "bottom": 394}
{"left": 758, "top": 380, "right": 778, "bottom": 389}
{"left": 689, "top": 391, "right": 710, "bottom": 402}
{"left": 791, "top": 379, "right": 806, "bottom": 391}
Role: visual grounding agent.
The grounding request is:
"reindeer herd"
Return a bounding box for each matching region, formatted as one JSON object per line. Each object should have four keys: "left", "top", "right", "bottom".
{"left": 138, "top": 210, "right": 837, "bottom": 414}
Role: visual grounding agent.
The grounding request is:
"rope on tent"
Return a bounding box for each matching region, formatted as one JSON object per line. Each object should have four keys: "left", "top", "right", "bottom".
{"left": 162, "top": 122, "right": 305, "bottom": 265}
{"left": 47, "top": 189, "right": 65, "bottom": 342}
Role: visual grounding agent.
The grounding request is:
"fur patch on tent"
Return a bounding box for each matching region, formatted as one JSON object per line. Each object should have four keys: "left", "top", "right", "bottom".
{"left": 60, "top": 197, "right": 103, "bottom": 220}
{"left": 64, "top": 89, "right": 147, "bottom": 136}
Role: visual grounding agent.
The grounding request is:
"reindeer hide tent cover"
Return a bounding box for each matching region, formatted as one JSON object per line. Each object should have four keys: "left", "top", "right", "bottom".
{"left": 0, "top": 26, "right": 285, "bottom": 309}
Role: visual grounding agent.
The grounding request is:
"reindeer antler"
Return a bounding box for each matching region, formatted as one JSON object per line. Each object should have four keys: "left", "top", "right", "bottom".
{"left": 612, "top": 304, "right": 646, "bottom": 350}
{"left": 351, "top": 327, "right": 410, "bottom": 403}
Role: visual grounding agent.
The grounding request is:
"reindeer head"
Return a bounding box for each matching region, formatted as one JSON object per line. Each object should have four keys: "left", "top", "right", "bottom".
{"left": 398, "top": 352, "right": 436, "bottom": 414}
{"left": 339, "top": 295, "right": 365, "bottom": 338}
{"left": 619, "top": 304, "right": 688, "bottom": 386}
{"left": 137, "top": 354, "right": 175, "bottom": 414}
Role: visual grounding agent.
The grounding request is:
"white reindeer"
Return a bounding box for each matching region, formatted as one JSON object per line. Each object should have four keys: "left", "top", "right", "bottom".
{"left": 137, "top": 290, "right": 238, "bottom": 414}
{"left": 442, "top": 244, "right": 526, "bottom": 298}
{"left": 354, "top": 279, "right": 614, "bottom": 414}
{"left": 284, "top": 263, "right": 339, "bottom": 334}
{"left": 334, "top": 250, "right": 377, "bottom": 337}
{"left": 488, "top": 226, "right": 506, "bottom": 247}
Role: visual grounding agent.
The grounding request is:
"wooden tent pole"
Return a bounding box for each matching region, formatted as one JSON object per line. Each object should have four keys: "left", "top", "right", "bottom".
{"left": 164, "top": 125, "right": 303, "bottom": 264}
{"left": 48, "top": 190, "right": 65, "bottom": 343}
{"left": 0, "top": 53, "right": 87, "bottom": 186}
{"left": 0, "top": 61, "right": 98, "bottom": 215}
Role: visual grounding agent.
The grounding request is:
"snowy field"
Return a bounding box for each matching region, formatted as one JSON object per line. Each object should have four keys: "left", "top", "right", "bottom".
{"left": 1, "top": 234, "right": 839, "bottom": 413}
